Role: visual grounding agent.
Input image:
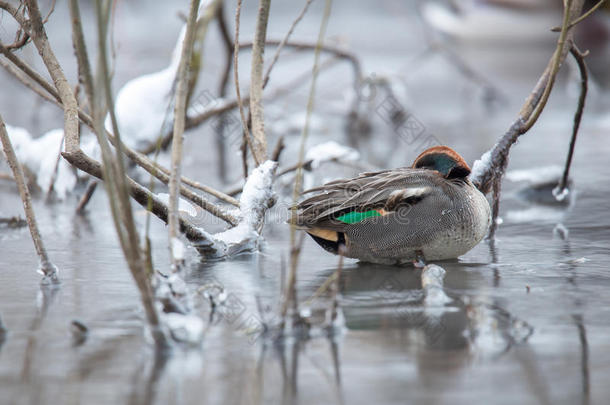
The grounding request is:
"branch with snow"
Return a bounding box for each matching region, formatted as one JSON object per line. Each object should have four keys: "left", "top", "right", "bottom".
{"left": 468, "top": 0, "right": 585, "bottom": 238}
{"left": 197, "top": 160, "right": 278, "bottom": 258}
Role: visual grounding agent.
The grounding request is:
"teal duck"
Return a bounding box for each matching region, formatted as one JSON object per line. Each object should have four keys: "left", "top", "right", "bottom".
{"left": 291, "top": 146, "right": 491, "bottom": 264}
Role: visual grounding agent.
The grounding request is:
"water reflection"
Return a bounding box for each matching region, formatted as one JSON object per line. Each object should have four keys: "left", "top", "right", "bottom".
{"left": 128, "top": 348, "right": 171, "bottom": 405}
{"left": 0, "top": 315, "right": 6, "bottom": 356}
{"left": 20, "top": 285, "right": 59, "bottom": 382}
{"left": 558, "top": 232, "right": 591, "bottom": 405}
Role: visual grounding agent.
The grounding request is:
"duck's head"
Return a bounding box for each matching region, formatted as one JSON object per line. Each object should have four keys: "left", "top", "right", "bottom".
{"left": 412, "top": 146, "right": 471, "bottom": 179}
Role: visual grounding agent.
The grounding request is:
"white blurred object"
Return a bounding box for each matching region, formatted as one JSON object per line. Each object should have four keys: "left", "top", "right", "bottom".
{"left": 305, "top": 141, "right": 360, "bottom": 169}
{"left": 163, "top": 312, "right": 204, "bottom": 344}
{"left": 107, "top": 26, "right": 185, "bottom": 150}
{"left": 272, "top": 111, "right": 325, "bottom": 136}
{"left": 506, "top": 165, "right": 563, "bottom": 185}
{"left": 422, "top": 264, "right": 452, "bottom": 306}
{"left": 108, "top": 0, "right": 220, "bottom": 150}
{"left": 5, "top": 125, "right": 98, "bottom": 200}
{"left": 421, "top": 1, "right": 558, "bottom": 45}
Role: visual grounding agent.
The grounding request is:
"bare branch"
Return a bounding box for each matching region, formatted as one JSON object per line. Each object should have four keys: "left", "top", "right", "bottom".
{"left": 0, "top": 115, "right": 58, "bottom": 284}
{"left": 0, "top": 57, "right": 60, "bottom": 105}
{"left": 233, "top": 0, "right": 259, "bottom": 168}
{"left": 68, "top": 0, "right": 95, "bottom": 111}
{"left": 169, "top": 0, "right": 203, "bottom": 268}
{"left": 471, "top": 0, "right": 584, "bottom": 194}
{"left": 75, "top": 180, "right": 98, "bottom": 214}
{"left": 214, "top": 1, "right": 233, "bottom": 181}
{"left": 282, "top": 0, "right": 333, "bottom": 328}
{"left": 556, "top": 45, "right": 588, "bottom": 197}
{"left": 249, "top": 0, "right": 271, "bottom": 164}
{"left": 470, "top": 0, "right": 585, "bottom": 238}
{"left": 262, "top": 0, "right": 316, "bottom": 88}
{"left": 568, "top": 0, "right": 607, "bottom": 29}
{"left": 0, "top": 41, "right": 237, "bottom": 221}
{"left": 0, "top": 44, "right": 61, "bottom": 103}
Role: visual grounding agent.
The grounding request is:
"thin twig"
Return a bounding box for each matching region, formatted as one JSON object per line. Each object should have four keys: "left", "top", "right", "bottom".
{"left": 3, "top": 26, "right": 235, "bottom": 220}
{"left": 282, "top": 0, "right": 333, "bottom": 327}
{"left": 141, "top": 40, "right": 358, "bottom": 158}
{"left": 75, "top": 180, "right": 98, "bottom": 214}
{"left": 0, "top": 44, "right": 61, "bottom": 103}
{"left": 568, "top": 0, "right": 606, "bottom": 28}
{"left": 0, "top": 115, "right": 58, "bottom": 283}
{"left": 44, "top": 133, "right": 65, "bottom": 201}
{"left": 520, "top": 0, "right": 574, "bottom": 133}
{"left": 249, "top": 0, "right": 272, "bottom": 165}
{"left": 96, "top": 0, "right": 142, "bottom": 274}
{"left": 233, "top": 0, "right": 259, "bottom": 169}
{"left": 0, "top": 57, "right": 59, "bottom": 106}
{"left": 94, "top": 0, "right": 169, "bottom": 348}
{"left": 169, "top": 0, "right": 202, "bottom": 269}
{"left": 242, "top": 39, "right": 363, "bottom": 87}
{"left": 215, "top": 1, "right": 233, "bottom": 182}
{"left": 470, "top": 0, "right": 585, "bottom": 226}
{"left": 0, "top": 45, "right": 237, "bottom": 221}
{"left": 26, "top": 0, "right": 171, "bottom": 347}
{"left": 262, "top": 0, "right": 316, "bottom": 88}
{"left": 42, "top": 0, "right": 56, "bottom": 24}
{"left": 271, "top": 135, "right": 285, "bottom": 162}
{"left": 329, "top": 247, "right": 344, "bottom": 325}
{"left": 556, "top": 45, "right": 588, "bottom": 196}
{"left": 69, "top": 0, "right": 95, "bottom": 111}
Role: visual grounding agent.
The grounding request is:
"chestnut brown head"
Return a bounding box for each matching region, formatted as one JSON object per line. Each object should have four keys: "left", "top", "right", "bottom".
{"left": 412, "top": 146, "right": 471, "bottom": 179}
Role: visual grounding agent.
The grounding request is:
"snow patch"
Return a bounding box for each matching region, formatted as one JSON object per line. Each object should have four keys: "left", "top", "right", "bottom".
{"left": 108, "top": 1, "right": 220, "bottom": 150}
{"left": 421, "top": 264, "right": 451, "bottom": 306}
{"left": 210, "top": 160, "right": 277, "bottom": 257}
{"left": 171, "top": 237, "right": 186, "bottom": 261}
{"left": 469, "top": 149, "right": 492, "bottom": 184}
{"left": 506, "top": 165, "right": 563, "bottom": 185}
{"left": 305, "top": 141, "right": 360, "bottom": 169}
{"left": 163, "top": 313, "right": 204, "bottom": 344}
{"left": 552, "top": 185, "right": 570, "bottom": 202}
{"left": 272, "top": 111, "right": 325, "bottom": 135}
{"left": 5, "top": 126, "right": 98, "bottom": 200}
{"left": 156, "top": 193, "right": 199, "bottom": 217}
{"left": 505, "top": 206, "right": 566, "bottom": 223}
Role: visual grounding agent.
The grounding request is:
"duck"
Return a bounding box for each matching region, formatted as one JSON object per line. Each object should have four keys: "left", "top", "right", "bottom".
{"left": 291, "top": 146, "right": 491, "bottom": 264}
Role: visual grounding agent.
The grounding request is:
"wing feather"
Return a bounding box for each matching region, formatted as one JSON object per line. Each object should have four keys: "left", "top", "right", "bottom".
{"left": 292, "top": 168, "right": 445, "bottom": 230}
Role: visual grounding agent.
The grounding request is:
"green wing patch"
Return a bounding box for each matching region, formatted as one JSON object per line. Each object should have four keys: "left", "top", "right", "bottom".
{"left": 336, "top": 210, "right": 381, "bottom": 224}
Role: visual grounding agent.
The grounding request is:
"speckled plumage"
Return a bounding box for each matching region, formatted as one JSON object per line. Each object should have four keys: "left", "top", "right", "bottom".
{"left": 290, "top": 146, "right": 491, "bottom": 264}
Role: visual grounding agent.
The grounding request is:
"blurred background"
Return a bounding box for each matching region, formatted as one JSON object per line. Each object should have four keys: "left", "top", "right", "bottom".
{"left": 1, "top": 1, "right": 610, "bottom": 404}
